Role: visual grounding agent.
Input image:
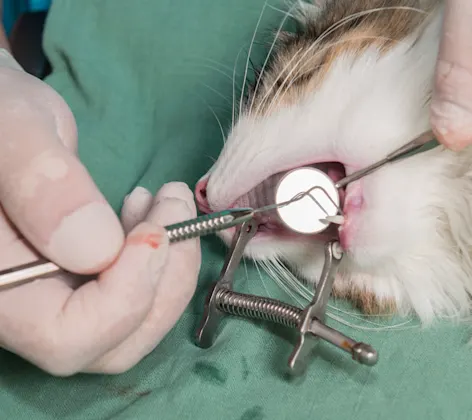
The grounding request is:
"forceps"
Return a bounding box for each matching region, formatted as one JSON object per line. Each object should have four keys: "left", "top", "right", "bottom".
{"left": 0, "top": 208, "right": 256, "bottom": 290}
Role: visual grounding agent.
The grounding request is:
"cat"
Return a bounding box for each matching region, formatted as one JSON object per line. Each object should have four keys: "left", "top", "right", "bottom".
{"left": 194, "top": 0, "right": 472, "bottom": 325}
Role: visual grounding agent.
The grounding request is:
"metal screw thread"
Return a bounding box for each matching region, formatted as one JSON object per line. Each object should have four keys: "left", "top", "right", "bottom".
{"left": 166, "top": 215, "right": 233, "bottom": 243}
{"left": 215, "top": 288, "right": 302, "bottom": 328}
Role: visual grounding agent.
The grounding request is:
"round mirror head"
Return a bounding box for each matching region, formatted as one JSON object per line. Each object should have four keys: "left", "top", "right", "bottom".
{"left": 275, "top": 167, "right": 340, "bottom": 234}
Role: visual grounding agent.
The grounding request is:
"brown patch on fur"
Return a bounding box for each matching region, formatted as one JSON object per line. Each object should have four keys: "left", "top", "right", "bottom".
{"left": 246, "top": 0, "right": 441, "bottom": 116}
{"left": 333, "top": 285, "right": 398, "bottom": 315}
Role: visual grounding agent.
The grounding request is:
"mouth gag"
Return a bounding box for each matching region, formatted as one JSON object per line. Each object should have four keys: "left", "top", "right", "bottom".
{"left": 0, "top": 130, "right": 438, "bottom": 370}
{"left": 195, "top": 221, "right": 378, "bottom": 373}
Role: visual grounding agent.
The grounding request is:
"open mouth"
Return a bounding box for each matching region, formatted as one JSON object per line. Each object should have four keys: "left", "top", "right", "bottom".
{"left": 231, "top": 161, "right": 347, "bottom": 240}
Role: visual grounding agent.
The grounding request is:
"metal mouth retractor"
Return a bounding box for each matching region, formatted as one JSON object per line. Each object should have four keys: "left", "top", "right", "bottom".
{"left": 195, "top": 221, "right": 378, "bottom": 374}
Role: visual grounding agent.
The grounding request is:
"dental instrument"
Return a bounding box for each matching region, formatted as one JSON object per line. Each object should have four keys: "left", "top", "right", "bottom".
{"left": 336, "top": 129, "right": 438, "bottom": 189}
{"left": 0, "top": 208, "right": 256, "bottom": 289}
{"left": 195, "top": 220, "right": 378, "bottom": 373}
{"left": 0, "top": 130, "right": 439, "bottom": 290}
{"left": 274, "top": 129, "right": 439, "bottom": 234}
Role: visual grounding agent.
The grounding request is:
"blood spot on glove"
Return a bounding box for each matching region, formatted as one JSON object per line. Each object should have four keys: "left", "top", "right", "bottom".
{"left": 126, "top": 233, "right": 162, "bottom": 249}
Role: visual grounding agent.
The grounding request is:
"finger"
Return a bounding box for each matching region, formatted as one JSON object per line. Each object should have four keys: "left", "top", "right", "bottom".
{"left": 120, "top": 186, "right": 153, "bottom": 234}
{"left": 0, "top": 213, "right": 171, "bottom": 375}
{"left": 0, "top": 79, "right": 124, "bottom": 273}
{"left": 85, "top": 182, "right": 201, "bottom": 374}
{"left": 430, "top": 0, "right": 472, "bottom": 150}
{"left": 0, "top": 206, "right": 39, "bottom": 270}
{"left": 0, "top": 52, "right": 78, "bottom": 153}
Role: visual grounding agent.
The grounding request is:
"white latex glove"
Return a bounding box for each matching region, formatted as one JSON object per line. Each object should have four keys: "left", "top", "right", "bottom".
{"left": 0, "top": 49, "right": 200, "bottom": 376}
{"left": 431, "top": 0, "right": 472, "bottom": 151}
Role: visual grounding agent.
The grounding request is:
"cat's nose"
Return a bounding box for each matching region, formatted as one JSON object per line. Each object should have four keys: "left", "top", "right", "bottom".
{"left": 195, "top": 177, "right": 212, "bottom": 214}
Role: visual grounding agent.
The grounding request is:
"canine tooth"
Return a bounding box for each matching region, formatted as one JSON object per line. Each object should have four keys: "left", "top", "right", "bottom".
{"left": 323, "top": 215, "right": 345, "bottom": 225}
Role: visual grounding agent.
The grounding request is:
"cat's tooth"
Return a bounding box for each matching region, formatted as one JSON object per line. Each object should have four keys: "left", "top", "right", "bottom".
{"left": 322, "top": 215, "right": 345, "bottom": 225}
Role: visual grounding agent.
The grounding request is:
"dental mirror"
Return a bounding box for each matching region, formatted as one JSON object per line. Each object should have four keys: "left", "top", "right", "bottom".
{"left": 275, "top": 167, "right": 341, "bottom": 234}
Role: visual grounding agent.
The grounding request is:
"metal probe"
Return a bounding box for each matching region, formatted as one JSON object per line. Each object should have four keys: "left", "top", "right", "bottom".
{"left": 0, "top": 208, "right": 255, "bottom": 290}
{"left": 335, "top": 129, "right": 438, "bottom": 189}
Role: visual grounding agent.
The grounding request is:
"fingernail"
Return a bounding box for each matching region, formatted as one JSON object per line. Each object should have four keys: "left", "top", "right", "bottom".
{"left": 154, "top": 182, "right": 194, "bottom": 205}
{"left": 124, "top": 186, "right": 150, "bottom": 203}
{"left": 47, "top": 202, "right": 125, "bottom": 273}
{"left": 121, "top": 187, "right": 153, "bottom": 233}
{"left": 129, "top": 186, "right": 152, "bottom": 200}
{"left": 431, "top": 100, "right": 472, "bottom": 150}
{"left": 146, "top": 196, "right": 194, "bottom": 227}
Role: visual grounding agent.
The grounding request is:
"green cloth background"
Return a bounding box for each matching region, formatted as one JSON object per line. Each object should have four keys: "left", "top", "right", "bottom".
{"left": 0, "top": 1, "right": 470, "bottom": 419}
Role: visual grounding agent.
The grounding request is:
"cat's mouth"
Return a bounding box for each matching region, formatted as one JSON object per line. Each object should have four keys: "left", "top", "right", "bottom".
{"left": 230, "top": 162, "right": 346, "bottom": 241}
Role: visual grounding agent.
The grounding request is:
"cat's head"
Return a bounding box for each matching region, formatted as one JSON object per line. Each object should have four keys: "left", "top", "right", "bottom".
{"left": 195, "top": 0, "right": 472, "bottom": 323}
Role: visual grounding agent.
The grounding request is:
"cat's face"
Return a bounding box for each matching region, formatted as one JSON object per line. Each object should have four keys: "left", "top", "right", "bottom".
{"left": 195, "top": 1, "right": 472, "bottom": 323}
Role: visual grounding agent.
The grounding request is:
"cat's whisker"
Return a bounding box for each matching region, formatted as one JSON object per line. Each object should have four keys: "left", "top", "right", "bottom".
{"left": 260, "top": 259, "right": 306, "bottom": 306}
{"left": 254, "top": 260, "right": 272, "bottom": 298}
{"left": 242, "top": 256, "right": 250, "bottom": 289}
{"left": 232, "top": 45, "right": 246, "bottom": 129}
{"left": 326, "top": 312, "right": 418, "bottom": 332}
{"left": 267, "top": 35, "right": 397, "bottom": 115}
{"left": 206, "top": 104, "right": 227, "bottom": 146}
{"left": 266, "top": 2, "right": 297, "bottom": 19}
{"left": 193, "top": 92, "right": 228, "bottom": 145}
{"left": 192, "top": 62, "right": 242, "bottom": 84}
{"left": 258, "top": 6, "right": 427, "bottom": 115}
{"left": 193, "top": 56, "right": 243, "bottom": 78}
{"left": 254, "top": 47, "right": 303, "bottom": 117}
{"left": 248, "top": 1, "right": 298, "bottom": 116}
{"left": 205, "top": 155, "right": 217, "bottom": 164}
{"left": 255, "top": 255, "right": 421, "bottom": 332}
{"left": 263, "top": 33, "right": 395, "bottom": 116}
{"left": 265, "top": 258, "right": 420, "bottom": 330}
{"left": 239, "top": 1, "right": 268, "bottom": 121}
{"left": 199, "top": 82, "right": 233, "bottom": 106}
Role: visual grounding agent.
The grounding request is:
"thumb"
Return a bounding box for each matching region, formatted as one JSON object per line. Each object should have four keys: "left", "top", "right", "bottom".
{"left": 0, "top": 68, "right": 124, "bottom": 274}
{"left": 0, "top": 145, "right": 124, "bottom": 275}
{"left": 430, "top": 0, "right": 472, "bottom": 151}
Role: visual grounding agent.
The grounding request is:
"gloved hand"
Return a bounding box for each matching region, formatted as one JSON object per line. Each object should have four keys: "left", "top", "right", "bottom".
{"left": 0, "top": 49, "right": 201, "bottom": 376}
{"left": 431, "top": 0, "right": 472, "bottom": 151}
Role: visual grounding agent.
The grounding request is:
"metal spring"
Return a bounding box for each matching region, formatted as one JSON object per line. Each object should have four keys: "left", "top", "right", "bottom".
{"left": 166, "top": 214, "right": 234, "bottom": 243}
{"left": 215, "top": 288, "right": 302, "bottom": 328}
